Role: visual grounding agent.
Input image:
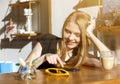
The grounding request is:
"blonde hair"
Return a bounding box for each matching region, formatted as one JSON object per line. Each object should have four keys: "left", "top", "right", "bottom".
{"left": 57, "top": 11, "right": 91, "bottom": 68}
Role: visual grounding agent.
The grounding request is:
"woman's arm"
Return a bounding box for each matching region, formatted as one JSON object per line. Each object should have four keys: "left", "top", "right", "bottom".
{"left": 83, "top": 54, "right": 102, "bottom": 68}
{"left": 17, "top": 42, "right": 42, "bottom": 72}
{"left": 83, "top": 19, "right": 110, "bottom": 68}
{"left": 87, "top": 19, "right": 110, "bottom": 52}
{"left": 25, "top": 42, "right": 42, "bottom": 63}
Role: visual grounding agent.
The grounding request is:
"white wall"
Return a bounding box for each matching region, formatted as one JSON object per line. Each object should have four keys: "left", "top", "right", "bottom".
{"left": 51, "top": 0, "right": 79, "bottom": 37}
{"left": 51, "top": 0, "right": 100, "bottom": 37}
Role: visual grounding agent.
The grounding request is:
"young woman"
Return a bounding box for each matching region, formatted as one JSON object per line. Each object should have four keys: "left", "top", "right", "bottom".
{"left": 19, "top": 11, "right": 110, "bottom": 71}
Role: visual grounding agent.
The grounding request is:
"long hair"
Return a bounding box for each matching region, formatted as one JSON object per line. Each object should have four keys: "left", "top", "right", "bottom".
{"left": 57, "top": 11, "right": 91, "bottom": 68}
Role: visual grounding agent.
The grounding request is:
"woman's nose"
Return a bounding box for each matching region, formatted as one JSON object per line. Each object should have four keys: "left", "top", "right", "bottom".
{"left": 68, "top": 33, "right": 75, "bottom": 40}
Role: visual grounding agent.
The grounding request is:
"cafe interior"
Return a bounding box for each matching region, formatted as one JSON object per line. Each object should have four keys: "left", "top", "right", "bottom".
{"left": 0, "top": 0, "right": 120, "bottom": 84}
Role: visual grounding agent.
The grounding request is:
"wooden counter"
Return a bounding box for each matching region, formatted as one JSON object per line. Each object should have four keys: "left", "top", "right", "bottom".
{"left": 1, "top": 65, "right": 120, "bottom": 84}
{"left": 97, "top": 26, "right": 120, "bottom": 36}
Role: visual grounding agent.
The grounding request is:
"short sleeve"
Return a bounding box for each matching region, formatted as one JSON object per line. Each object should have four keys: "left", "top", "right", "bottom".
{"left": 37, "top": 34, "right": 61, "bottom": 55}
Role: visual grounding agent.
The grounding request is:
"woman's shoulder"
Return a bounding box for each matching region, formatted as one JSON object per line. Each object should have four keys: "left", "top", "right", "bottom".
{"left": 38, "top": 33, "right": 61, "bottom": 40}
{"left": 38, "top": 34, "right": 61, "bottom": 42}
{"left": 37, "top": 34, "right": 61, "bottom": 54}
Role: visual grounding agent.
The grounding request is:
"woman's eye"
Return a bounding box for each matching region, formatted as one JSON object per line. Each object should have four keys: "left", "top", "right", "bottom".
{"left": 65, "top": 29, "right": 70, "bottom": 34}
{"left": 75, "top": 33, "right": 80, "bottom": 37}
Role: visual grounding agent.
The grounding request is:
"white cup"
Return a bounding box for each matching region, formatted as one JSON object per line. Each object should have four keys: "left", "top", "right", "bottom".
{"left": 100, "top": 51, "right": 115, "bottom": 71}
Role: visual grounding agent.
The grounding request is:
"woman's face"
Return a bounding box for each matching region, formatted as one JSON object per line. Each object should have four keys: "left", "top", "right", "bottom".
{"left": 63, "top": 22, "right": 81, "bottom": 50}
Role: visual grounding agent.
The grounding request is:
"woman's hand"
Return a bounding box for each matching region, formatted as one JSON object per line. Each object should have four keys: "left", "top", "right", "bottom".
{"left": 45, "top": 54, "right": 66, "bottom": 67}
{"left": 86, "top": 18, "right": 96, "bottom": 38}
{"left": 83, "top": 57, "right": 102, "bottom": 68}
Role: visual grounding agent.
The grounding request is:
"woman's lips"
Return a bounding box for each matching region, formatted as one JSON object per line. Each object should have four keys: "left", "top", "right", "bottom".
{"left": 67, "top": 41, "right": 75, "bottom": 45}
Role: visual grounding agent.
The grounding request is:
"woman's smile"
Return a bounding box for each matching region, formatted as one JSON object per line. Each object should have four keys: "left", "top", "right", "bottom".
{"left": 65, "top": 39, "right": 79, "bottom": 49}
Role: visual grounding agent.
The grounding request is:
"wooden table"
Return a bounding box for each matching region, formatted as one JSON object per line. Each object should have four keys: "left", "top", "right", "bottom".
{"left": 1, "top": 65, "right": 120, "bottom": 84}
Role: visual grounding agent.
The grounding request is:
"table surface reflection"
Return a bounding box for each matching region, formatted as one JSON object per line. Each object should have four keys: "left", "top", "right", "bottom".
{"left": 1, "top": 65, "right": 120, "bottom": 84}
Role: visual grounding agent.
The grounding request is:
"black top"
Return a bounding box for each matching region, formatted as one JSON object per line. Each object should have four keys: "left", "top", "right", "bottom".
{"left": 37, "top": 34, "right": 61, "bottom": 69}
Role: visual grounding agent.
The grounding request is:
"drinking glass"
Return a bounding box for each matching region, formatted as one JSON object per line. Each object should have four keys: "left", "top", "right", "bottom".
{"left": 100, "top": 51, "right": 115, "bottom": 71}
